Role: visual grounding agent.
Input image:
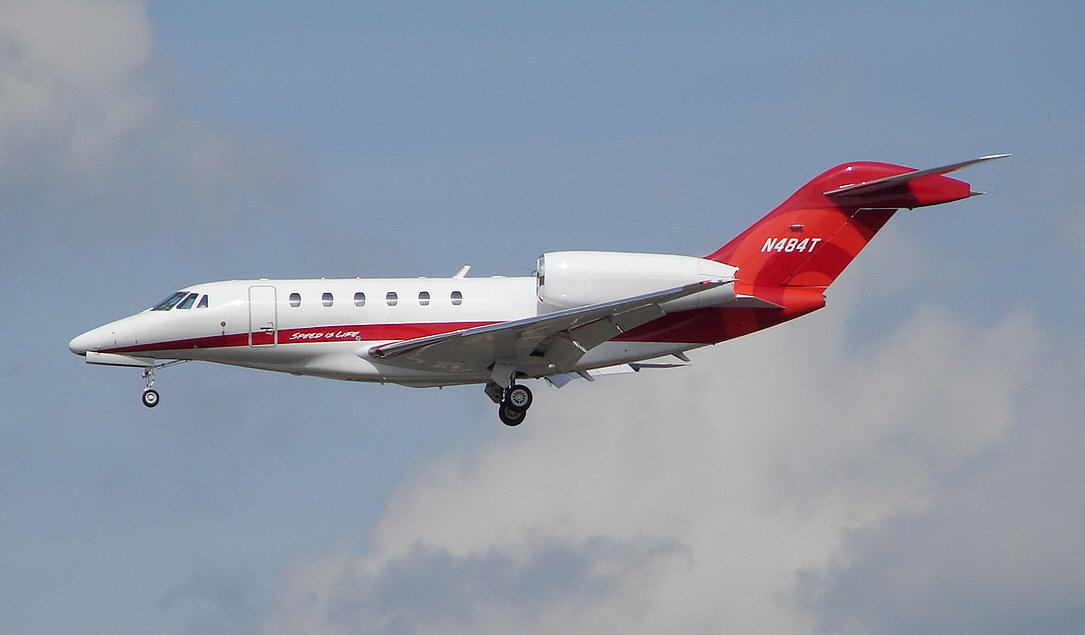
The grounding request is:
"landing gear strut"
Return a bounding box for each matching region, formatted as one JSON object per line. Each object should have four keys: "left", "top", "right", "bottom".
{"left": 496, "top": 383, "right": 533, "bottom": 427}
{"left": 141, "top": 367, "right": 159, "bottom": 408}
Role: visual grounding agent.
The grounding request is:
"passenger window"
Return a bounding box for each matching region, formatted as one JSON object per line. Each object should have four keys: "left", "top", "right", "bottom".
{"left": 419, "top": 291, "right": 430, "bottom": 306}
{"left": 196, "top": 295, "right": 208, "bottom": 308}
{"left": 289, "top": 292, "right": 301, "bottom": 307}
{"left": 354, "top": 292, "right": 366, "bottom": 307}
{"left": 451, "top": 291, "right": 463, "bottom": 306}
{"left": 177, "top": 293, "right": 199, "bottom": 310}
{"left": 322, "top": 292, "right": 334, "bottom": 307}
{"left": 386, "top": 291, "right": 398, "bottom": 306}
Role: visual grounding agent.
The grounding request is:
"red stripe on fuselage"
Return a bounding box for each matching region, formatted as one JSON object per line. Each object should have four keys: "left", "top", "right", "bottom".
{"left": 102, "top": 321, "right": 496, "bottom": 354}
{"left": 103, "top": 299, "right": 825, "bottom": 356}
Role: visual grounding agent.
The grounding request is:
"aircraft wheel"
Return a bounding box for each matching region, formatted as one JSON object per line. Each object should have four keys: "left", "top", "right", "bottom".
{"left": 506, "top": 384, "right": 533, "bottom": 411}
{"left": 141, "top": 389, "right": 160, "bottom": 408}
{"left": 499, "top": 404, "right": 526, "bottom": 427}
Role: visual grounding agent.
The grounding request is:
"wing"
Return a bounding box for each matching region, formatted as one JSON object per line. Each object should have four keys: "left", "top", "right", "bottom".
{"left": 365, "top": 279, "right": 732, "bottom": 380}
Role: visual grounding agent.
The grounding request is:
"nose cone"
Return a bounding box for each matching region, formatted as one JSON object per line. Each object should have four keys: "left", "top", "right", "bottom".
{"left": 68, "top": 330, "right": 94, "bottom": 355}
{"left": 68, "top": 324, "right": 114, "bottom": 356}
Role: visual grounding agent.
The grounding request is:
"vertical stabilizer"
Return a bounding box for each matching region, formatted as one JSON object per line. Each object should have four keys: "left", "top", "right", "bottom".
{"left": 706, "top": 156, "right": 1006, "bottom": 298}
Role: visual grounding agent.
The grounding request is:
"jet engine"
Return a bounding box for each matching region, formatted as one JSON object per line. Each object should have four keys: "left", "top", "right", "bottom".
{"left": 535, "top": 251, "right": 737, "bottom": 312}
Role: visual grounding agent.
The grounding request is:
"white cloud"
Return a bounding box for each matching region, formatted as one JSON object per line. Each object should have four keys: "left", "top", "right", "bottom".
{"left": 261, "top": 280, "right": 1078, "bottom": 634}
{"left": 0, "top": 0, "right": 299, "bottom": 253}
{"left": 803, "top": 332, "right": 1085, "bottom": 634}
{"left": 0, "top": 0, "right": 155, "bottom": 179}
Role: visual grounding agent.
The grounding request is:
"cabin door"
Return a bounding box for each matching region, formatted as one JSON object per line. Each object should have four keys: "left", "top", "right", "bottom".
{"left": 248, "top": 285, "right": 277, "bottom": 347}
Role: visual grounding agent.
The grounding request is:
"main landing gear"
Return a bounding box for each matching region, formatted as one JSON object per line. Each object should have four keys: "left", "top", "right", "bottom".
{"left": 488, "top": 382, "right": 534, "bottom": 426}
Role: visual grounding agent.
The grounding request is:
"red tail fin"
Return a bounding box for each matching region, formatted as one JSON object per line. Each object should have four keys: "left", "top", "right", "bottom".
{"left": 707, "top": 156, "right": 1005, "bottom": 300}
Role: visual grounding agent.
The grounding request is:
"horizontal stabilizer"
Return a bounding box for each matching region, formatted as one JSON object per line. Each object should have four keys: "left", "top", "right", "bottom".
{"left": 823, "top": 154, "right": 1010, "bottom": 198}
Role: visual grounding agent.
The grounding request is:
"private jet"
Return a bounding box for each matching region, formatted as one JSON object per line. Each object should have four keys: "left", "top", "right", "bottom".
{"left": 69, "top": 155, "right": 1007, "bottom": 425}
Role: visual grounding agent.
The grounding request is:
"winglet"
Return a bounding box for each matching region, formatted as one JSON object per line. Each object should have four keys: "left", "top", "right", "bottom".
{"left": 452, "top": 265, "right": 471, "bottom": 279}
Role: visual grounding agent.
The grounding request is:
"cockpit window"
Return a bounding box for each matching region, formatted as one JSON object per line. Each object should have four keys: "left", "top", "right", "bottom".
{"left": 152, "top": 291, "right": 188, "bottom": 311}
{"left": 177, "top": 293, "right": 199, "bottom": 310}
{"left": 196, "top": 295, "right": 208, "bottom": 308}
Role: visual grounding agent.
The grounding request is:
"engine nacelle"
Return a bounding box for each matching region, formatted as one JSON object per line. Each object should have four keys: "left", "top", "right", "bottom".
{"left": 535, "top": 251, "right": 737, "bottom": 312}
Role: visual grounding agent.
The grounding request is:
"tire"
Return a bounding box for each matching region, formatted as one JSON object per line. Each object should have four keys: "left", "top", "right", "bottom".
{"left": 499, "top": 404, "right": 526, "bottom": 426}
{"left": 506, "top": 384, "right": 533, "bottom": 411}
{"left": 142, "top": 389, "right": 160, "bottom": 408}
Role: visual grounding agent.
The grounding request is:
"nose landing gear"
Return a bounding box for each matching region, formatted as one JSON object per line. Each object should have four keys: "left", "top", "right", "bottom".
{"left": 141, "top": 367, "right": 159, "bottom": 408}
{"left": 137, "top": 360, "right": 187, "bottom": 408}
{"left": 142, "top": 388, "right": 160, "bottom": 408}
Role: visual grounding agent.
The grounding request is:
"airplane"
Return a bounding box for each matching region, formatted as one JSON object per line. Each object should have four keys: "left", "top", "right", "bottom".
{"left": 69, "top": 154, "right": 1008, "bottom": 425}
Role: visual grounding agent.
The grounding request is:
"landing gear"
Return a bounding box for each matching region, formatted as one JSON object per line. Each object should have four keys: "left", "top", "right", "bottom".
{"left": 498, "top": 403, "right": 526, "bottom": 426}
{"left": 485, "top": 363, "right": 535, "bottom": 426}
{"left": 141, "top": 367, "right": 158, "bottom": 408}
{"left": 496, "top": 383, "right": 533, "bottom": 427}
{"left": 136, "top": 360, "right": 186, "bottom": 408}
{"left": 506, "top": 384, "right": 533, "bottom": 410}
{"left": 141, "top": 389, "right": 160, "bottom": 408}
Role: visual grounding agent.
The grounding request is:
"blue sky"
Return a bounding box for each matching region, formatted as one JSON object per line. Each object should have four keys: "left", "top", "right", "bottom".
{"left": 3, "top": 2, "right": 1084, "bottom": 633}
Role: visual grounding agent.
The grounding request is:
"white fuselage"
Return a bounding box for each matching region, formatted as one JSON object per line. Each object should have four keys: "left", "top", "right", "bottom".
{"left": 69, "top": 273, "right": 713, "bottom": 387}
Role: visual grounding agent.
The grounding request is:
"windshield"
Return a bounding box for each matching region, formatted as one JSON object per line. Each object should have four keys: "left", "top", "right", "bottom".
{"left": 151, "top": 291, "right": 188, "bottom": 311}
{"left": 176, "top": 293, "right": 199, "bottom": 309}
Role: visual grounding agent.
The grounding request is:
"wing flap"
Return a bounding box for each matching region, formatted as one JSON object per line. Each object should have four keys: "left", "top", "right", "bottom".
{"left": 544, "top": 359, "right": 690, "bottom": 388}
{"left": 609, "top": 303, "right": 667, "bottom": 332}
{"left": 565, "top": 303, "right": 665, "bottom": 351}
